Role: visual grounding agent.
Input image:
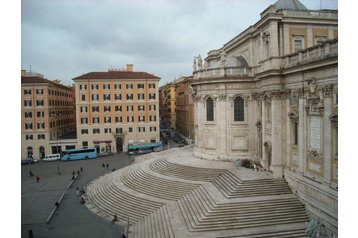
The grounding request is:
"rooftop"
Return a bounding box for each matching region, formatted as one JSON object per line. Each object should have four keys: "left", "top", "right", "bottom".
{"left": 73, "top": 71, "right": 160, "bottom": 80}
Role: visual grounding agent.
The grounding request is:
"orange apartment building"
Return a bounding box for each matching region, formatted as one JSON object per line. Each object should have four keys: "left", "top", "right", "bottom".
{"left": 72, "top": 64, "right": 161, "bottom": 153}
{"left": 21, "top": 70, "right": 76, "bottom": 160}
{"left": 175, "top": 76, "right": 194, "bottom": 142}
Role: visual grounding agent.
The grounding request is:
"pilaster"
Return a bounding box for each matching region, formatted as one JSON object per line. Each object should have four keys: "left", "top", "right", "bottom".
{"left": 271, "top": 98, "right": 283, "bottom": 178}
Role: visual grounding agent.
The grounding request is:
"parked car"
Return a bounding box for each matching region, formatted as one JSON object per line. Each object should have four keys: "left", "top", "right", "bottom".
{"left": 21, "top": 157, "right": 35, "bottom": 165}
{"left": 43, "top": 153, "right": 61, "bottom": 162}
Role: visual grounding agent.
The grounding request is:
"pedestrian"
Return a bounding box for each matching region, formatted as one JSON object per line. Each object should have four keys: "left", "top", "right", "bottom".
{"left": 80, "top": 195, "right": 85, "bottom": 204}
{"left": 36, "top": 176, "right": 40, "bottom": 183}
{"left": 80, "top": 167, "right": 83, "bottom": 172}
{"left": 76, "top": 186, "right": 79, "bottom": 196}
{"left": 121, "top": 234, "right": 127, "bottom": 238}
{"left": 55, "top": 201, "right": 59, "bottom": 208}
{"left": 106, "top": 163, "right": 109, "bottom": 169}
{"left": 72, "top": 175, "right": 75, "bottom": 180}
{"left": 102, "top": 163, "right": 105, "bottom": 169}
{"left": 29, "top": 170, "right": 34, "bottom": 177}
{"left": 28, "top": 229, "right": 34, "bottom": 238}
{"left": 111, "top": 215, "right": 118, "bottom": 224}
{"left": 77, "top": 170, "right": 80, "bottom": 176}
{"left": 72, "top": 171, "right": 75, "bottom": 177}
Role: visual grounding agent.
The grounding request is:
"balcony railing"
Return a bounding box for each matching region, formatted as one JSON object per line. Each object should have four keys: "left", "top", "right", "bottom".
{"left": 193, "top": 67, "right": 252, "bottom": 79}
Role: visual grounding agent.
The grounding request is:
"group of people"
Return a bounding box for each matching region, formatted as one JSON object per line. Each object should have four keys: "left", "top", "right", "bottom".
{"left": 72, "top": 167, "right": 84, "bottom": 180}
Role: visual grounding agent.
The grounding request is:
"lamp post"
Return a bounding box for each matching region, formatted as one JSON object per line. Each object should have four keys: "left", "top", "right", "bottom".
{"left": 57, "top": 134, "right": 61, "bottom": 175}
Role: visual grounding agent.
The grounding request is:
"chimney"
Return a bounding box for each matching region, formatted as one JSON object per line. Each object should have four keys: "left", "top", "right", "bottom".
{"left": 126, "top": 64, "right": 134, "bottom": 72}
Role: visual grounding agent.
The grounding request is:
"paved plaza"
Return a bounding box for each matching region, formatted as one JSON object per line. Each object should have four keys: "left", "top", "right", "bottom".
{"left": 21, "top": 152, "right": 132, "bottom": 238}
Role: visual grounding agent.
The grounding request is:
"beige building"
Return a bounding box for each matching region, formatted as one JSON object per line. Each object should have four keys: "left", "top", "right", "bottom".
{"left": 192, "top": 0, "right": 337, "bottom": 236}
{"left": 72, "top": 64, "right": 160, "bottom": 153}
{"left": 162, "top": 82, "right": 176, "bottom": 130}
{"left": 175, "top": 76, "right": 194, "bottom": 142}
{"left": 21, "top": 70, "right": 76, "bottom": 160}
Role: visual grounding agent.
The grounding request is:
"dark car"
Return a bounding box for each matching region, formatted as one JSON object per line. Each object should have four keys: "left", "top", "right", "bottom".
{"left": 21, "top": 157, "right": 35, "bottom": 165}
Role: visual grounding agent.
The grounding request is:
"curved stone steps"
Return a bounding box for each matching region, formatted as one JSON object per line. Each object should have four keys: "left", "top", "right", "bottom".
{"left": 121, "top": 167, "right": 199, "bottom": 200}
{"left": 86, "top": 178, "right": 164, "bottom": 223}
{"left": 150, "top": 158, "right": 227, "bottom": 182}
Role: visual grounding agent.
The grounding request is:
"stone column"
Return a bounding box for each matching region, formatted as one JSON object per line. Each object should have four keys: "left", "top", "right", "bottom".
{"left": 323, "top": 95, "right": 332, "bottom": 184}
{"left": 217, "top": 95, "right": 227, "bottom": 159}
{"left": 269, "top": 21, "right": 279, "bottom": 57}
{"left": 271, "top": 98, "right": 283, "bottom": 178}
{"left": 307, "top": 25, "right": 313, "bottom": 48}
{"left": 298, "top": 97, "right": 306, "bottom": 173}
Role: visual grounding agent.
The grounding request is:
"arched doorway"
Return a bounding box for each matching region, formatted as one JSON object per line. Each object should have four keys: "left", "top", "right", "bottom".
{"left": 116, "top": 137, "right": 123, "bottom": 153}
{"left": 27, "top": 147, "right": 33, "bottom": 158}
{"left": 39, "top": 146, "right": 45, "bottom": 159}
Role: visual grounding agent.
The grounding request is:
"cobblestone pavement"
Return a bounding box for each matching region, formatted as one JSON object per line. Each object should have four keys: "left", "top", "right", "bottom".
{"left": 21, "top": 152, "right": 132, "bottom": 238}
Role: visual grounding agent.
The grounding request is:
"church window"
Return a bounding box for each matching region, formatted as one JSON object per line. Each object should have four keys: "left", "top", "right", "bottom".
{"left": 206, "top": 98, "right": 214, "bottom": 121}
{"left": 234, "top": 96, "right": 244, "bottom": 121}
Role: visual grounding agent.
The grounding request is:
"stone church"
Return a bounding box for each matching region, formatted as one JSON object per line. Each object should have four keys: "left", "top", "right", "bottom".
{"left": 191, "top": 0, "right": 338, "bottom": 235}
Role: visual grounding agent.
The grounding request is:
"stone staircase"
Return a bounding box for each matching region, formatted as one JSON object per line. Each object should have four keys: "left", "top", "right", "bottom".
{"left": 121, "top": 167, "right": 199, "bottom": 200}
{"left": 86, "top": 176, "right": 164, "bottom": 224}
{"left": 212, "top": 171, "right": 292, "bottom": 198}
{"left": 131, "top": 206, "right": 175, "bottom": 238}
{"left": 85, "top": 150, "right": 309, "bottom": 237}
{"left": 150, "top": 158, "right": 227, "bottom": 182}
{"left": 178, "top": 186, "right": 308, "bottom": 233}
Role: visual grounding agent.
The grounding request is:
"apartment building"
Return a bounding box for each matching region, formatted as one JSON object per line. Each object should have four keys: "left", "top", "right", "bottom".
{"left": 73, "top": 64, "right": 160, "bottom": 153}
{"left": 175, "top": 76, "right": 194, "bottom": 142}
{"left": 21, "top": 70, "right": 76, "bottom": 159}
{"left": 162, "top": 83, "right": 176, "bottom": 130}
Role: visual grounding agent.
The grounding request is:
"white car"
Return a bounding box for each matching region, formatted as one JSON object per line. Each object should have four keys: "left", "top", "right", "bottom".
{"left": 43, "top": 154, "right": 61, "bottom": 162}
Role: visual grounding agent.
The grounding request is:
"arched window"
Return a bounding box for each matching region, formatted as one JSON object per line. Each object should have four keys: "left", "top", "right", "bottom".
{"left": 234, "top": 96, "right": 244, "bottom": 121}
{"left": 27, "top": 147, "right": 33, "bottom": 158}
{"left": 206, "top": 98, "right": 214, "bottom": 121}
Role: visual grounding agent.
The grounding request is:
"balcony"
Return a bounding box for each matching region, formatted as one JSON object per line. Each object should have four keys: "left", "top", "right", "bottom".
{"left": 193, "top": 66, "right": 252, "bottom": 80}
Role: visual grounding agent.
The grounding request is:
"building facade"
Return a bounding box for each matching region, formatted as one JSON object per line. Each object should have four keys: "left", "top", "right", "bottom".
{"left": 21, "top": 70, "right": 76, "bottom": 160}
{"left": 162, "top": 83, "right": 176, "bottom": 130}
{"left": 175, "top": 76, "right": 194, "bottom": 142}
{"left": 73, "top": 65, "right": 161, "bottom": 153}
{"left": 191, "top": 0, "right": 338, "bottom": 235}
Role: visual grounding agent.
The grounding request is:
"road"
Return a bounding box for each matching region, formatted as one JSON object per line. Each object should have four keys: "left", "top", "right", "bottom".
{"left": 21, "top": 153, "right": 132, "bottom": 238}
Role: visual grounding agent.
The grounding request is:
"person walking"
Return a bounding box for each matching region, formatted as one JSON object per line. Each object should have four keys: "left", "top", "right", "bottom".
{"left": 80, "top": 167, "right": 83, "bottom": 172}
{"left": 36, "top": 176, "right": 40, "bottom": 183}
{"left": 76, "top": 186, "right": 79, "bottom": 196}
{"left": 29, "top": 170, "right": 34, "bottom": 177}
{"left": 111, "top": 215, "right": 118, "bottom": 224}
{"left": 106, "top": 163, "right": 109, "bottom": 170}
{"left": 102, "top": 163, "right": 105, "bottom": 169}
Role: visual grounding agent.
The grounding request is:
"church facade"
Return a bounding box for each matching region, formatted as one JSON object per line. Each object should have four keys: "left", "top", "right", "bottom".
{"left": 191, "top": 0, "right": 338, "bottom": 235}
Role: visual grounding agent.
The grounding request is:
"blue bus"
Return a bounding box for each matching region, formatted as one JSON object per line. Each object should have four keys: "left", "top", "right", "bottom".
{"left": 61, "top": 148, "right": 97, "bottom": 161}
{"left": 128, "top": 142, "right": 163, "bottom": 155}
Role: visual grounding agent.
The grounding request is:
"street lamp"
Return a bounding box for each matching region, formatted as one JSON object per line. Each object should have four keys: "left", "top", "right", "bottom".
{"left": 57, "top": 134, "right": 61, "bottom": 175}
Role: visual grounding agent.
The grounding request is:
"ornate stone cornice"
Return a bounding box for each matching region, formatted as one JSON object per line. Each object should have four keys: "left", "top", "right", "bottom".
{"left": 322, "top": 84, "right": 334, "bottom": 98}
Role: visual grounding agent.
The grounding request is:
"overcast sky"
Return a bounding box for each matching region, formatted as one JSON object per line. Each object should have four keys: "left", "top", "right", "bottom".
{"left": 21, "top": 0, "right": 338, "bottom": 86}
